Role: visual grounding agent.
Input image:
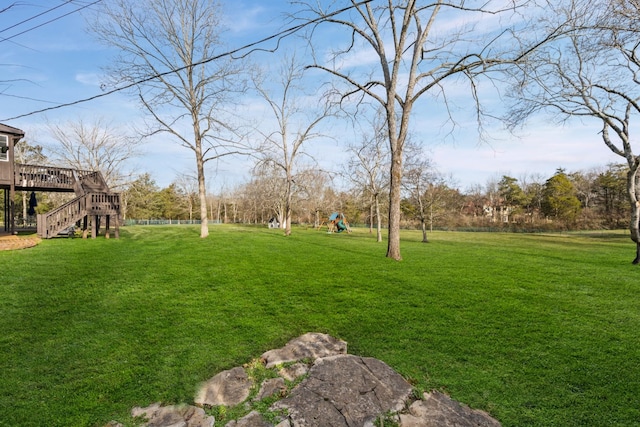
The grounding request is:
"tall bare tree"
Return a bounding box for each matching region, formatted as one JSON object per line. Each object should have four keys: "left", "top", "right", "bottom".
{"left": 92, "top": 0, "right": 248, "bottom": 238}
{"left": 345, "top": 113, "right": 389, "bottom": 242}
{"left": 507, "top": 0, "right": 640, "bottom": 262}
{"left": 297, "top": 0, "right": 550, "bottom": 260}
{"left": 174, "top": 173, "right": 199, "bottom": 221}
{"left": 250, "top": 162, "right": 288, "bottom": 227}
{"left": 402, "top": 154, "right": 436, "bottom": 242}
{"left": 253, "top": 54, "right": 333, "bottom": 236}
{"left": 46, "top": 117, "right": 138, "bottom": 190}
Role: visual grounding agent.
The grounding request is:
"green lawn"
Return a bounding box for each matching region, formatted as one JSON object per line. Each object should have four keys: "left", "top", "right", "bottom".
{"left": 1, "top": 225, "right": 639, "bottom": 426}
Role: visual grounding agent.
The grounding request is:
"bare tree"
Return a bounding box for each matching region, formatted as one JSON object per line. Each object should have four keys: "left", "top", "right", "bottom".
{"left": 345, "top": 112, "right": 389, "bottom": 242}
{"left": 402, "top": 150, "right": 440, "bottom": 243}
{"left": 295, "top": 168, "right": 332, "bottom": 228}
{"left": 46, "top": 117, "right": 138, "bottom": 190}
{"left": 250, "top": 162, "right": 288, "bottom": 227}
{"left": 92, "top": 0, "right": 248, "bottom": 238}
{"left": 14, "top": 140, "right": 46, "bottom": 225}
{"left": 296, "top": 0, "right": 550, "bottom": 260}
{"left": 174, "top": 173, "right": 199, "bottom": 221}
{"left": 253, "top": 54, "right": 333, "bottom": 236}
{"left": 507, "top": 0, "right": 640, "bottom": 262}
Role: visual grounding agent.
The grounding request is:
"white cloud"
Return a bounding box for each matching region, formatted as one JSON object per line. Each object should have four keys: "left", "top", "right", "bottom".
{"left": 75, "top": 73, "right": 100, "bottom": 87}
{"left": 431, "top": 120, "right": 623, "bottom": 190}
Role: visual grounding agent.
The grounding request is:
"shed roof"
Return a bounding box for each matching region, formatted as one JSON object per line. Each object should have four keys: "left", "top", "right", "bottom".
{"left": 0, "top": 123, "right": 25, "bottom": 138}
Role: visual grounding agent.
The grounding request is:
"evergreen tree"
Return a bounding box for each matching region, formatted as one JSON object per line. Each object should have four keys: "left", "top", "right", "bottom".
{"left": 542, "top": 170, "right": 581, "bottom": 222}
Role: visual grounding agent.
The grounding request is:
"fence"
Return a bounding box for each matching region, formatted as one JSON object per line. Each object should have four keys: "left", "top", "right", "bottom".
{"left": 124, "top": 219, "right": 222, "bottom": 226}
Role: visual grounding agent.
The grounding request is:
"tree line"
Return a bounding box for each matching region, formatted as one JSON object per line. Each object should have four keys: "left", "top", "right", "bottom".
{"left": 106, "top": 163, "right": 632, "bottom": 234}
{"left": 123, "top": 164, "right": 628, "bottom": 232}
{"left": 1, "top": 144, "right": 628, "bottom": 237}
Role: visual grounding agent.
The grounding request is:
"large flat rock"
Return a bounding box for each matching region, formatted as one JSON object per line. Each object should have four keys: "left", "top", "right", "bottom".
{"left": 272, "top": 354, "right": 413, "bottom": 426}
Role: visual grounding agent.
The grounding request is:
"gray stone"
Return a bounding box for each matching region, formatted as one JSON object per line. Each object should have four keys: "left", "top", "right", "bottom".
{"left": 277, "top": 363, "right": 309, "bottom": 382}
{"left": 261, "top": 333, "right": 347, "bottom": 368}
{"left": 225, "top": 410, "right": 271, "bottom": 427}
{"left": 195, "top": 367, "right": 253, "bottom": 407}
{"left": 126, "top": 333, "right": 502, "bottom": 427}
{"left": 398, "top": 391, "right": 501, "bottom": 427}
{"left": 272, "top": 354, "right": 413, "bottom": 426}
{"left": 131, "top": 403, "right": 214, "bottom": 427}
{"left": 256, "top": 377, "right": 287, "bottom": 401}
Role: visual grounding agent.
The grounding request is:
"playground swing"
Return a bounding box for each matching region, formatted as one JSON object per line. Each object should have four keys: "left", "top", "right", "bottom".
{"left": 326, "top": 212, "right": 351, "bottom": 233}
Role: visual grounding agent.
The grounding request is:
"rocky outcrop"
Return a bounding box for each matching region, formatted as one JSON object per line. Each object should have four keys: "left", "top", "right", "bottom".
{"left": 195, "top": 367, "right": 253, "bottom": 407}
{"left": 122, "top": 333, "right": 501, "bottom": 427}
{"left": 272, "top": 354, "right": 412, "bottom": 426}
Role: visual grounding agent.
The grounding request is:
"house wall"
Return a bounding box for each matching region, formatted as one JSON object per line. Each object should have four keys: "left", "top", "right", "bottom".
{"left": 0, "top": 133, "right": 10, "bottom": 186}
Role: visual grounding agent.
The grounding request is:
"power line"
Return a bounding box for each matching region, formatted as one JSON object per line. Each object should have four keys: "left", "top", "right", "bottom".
{"left": 0, "top": 0, "right": 102, "bottom": 44}
{"left": 0, "top": 0, "right": 76, "bottom": 34}
{"left": 1, "top": 0, "right": 371, "bottom": 122}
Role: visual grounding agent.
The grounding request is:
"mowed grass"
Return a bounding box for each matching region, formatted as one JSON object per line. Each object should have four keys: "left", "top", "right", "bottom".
{"left": 1, "top": 225, "right": 639, "bottom": 426}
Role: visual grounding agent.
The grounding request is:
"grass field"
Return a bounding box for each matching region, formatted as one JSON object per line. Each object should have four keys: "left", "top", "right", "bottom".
{"left": 1, "top": 225, "right": 639, "bottom": 426}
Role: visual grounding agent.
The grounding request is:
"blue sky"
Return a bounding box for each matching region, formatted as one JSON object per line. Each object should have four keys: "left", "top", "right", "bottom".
{"left": 0, "top": 0, "right": 622, "bottom": 192}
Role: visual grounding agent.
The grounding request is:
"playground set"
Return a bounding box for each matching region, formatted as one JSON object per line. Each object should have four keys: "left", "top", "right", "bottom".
{"left": 321, "top": 212, "right": 352, "bottom": 233}
{"left": 0, "top": 123, "right": 121, "bottom": 239}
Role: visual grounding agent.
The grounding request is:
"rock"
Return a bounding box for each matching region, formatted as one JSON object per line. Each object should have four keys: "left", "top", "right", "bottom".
{"left": 277, "top": 363, "right": 309, "bottom": 382}
{"left": 398, "top": 391, "right": 501, "bottom": 427}
{"left": 131, "top": 402, "right": 214, "bottom": 427}
{"left": 261, "top": 333, "right": 347, "bottom": 368}
{"left": 126, "top": 333, "right": 502, "bottom": 427}
{"left": 195, "top": 367, "right": 253, "bottom": 407}
{"left": 225, "top": 410, "right": 270, "bottom": 427}
{"left": 272, "top": 354, "right": 413, "bottom": 426}
{"left": 255, "top": 377, "right": 286, "bottom": 401}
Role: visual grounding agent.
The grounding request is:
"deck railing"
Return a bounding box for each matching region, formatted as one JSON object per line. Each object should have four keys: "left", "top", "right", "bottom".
{"left": 37, "top": 192, "right": 121, "bottom": 238}
{"left": 15, "top": 164, "right": 108, "bottom": 193}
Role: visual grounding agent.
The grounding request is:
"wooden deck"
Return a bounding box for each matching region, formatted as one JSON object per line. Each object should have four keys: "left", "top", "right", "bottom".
{"left": 2, "top": 164, "right": 121, "bottom": 239}
{"left": 12, "top": 164, "right": 107, "bottom": 193}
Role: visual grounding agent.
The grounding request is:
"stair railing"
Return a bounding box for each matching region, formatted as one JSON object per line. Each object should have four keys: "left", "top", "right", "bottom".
{"left": 37, "top": 192, "right": 121, "bottom": 238}
{"left": 37, "top": 194, "right": 88, "bottom": 238}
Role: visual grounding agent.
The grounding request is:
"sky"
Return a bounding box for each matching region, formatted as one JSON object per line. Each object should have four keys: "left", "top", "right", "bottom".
{"left": 0, "top": 0, "right": 623, "bottom": 193}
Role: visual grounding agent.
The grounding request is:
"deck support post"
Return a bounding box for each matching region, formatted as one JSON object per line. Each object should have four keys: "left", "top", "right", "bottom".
{"left": 82, "top": 216, "right": 88, "bottom": 239}
{"left": 91, "top": 215, "right": 97, "bottom": 239}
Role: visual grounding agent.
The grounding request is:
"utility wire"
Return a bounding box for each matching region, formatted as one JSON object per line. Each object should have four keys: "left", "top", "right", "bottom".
{"left": 0, "top": 0, "right": 102, "bottom": 44}
{"left": 1, "top": 0, "right": 371, "bottom": 122}
{"left": 0, "top": 0, "right": 76, "bottom": 34}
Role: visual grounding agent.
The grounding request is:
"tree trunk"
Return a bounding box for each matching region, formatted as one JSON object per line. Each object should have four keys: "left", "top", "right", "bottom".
{"left": 285, "top": 178, "right": 292, "bottom": 236}
{"left": 386, "top": 153, "right": 402, "bottom": 260}
{"left": 192, "top": 119, "right": 209, "bottom": 237}
{"left": 369, "top": 202, "right": 374, "bottom": 234}
{"left": 628, "top": 166, "right": 640, "bottom": 264}
{"left": 421, "top": 219, "right": 428, "bottom": 243}
{"left": 375, "top": 194, "right": 382, "bottom": 243}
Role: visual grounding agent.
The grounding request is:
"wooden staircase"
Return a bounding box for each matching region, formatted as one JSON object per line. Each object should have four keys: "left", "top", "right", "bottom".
{"left": 24, "top": 167, "right": 121, "bottom": 239}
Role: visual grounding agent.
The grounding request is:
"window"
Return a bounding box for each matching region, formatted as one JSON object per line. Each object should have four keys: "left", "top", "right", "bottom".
{"left": 0, "top": 135, "right": 8, "bottom": 162}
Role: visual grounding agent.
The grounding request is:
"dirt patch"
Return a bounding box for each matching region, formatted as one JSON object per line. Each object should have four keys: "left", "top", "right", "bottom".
{"left": 0, "top": 235, "right": 41, "bottom": 251}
